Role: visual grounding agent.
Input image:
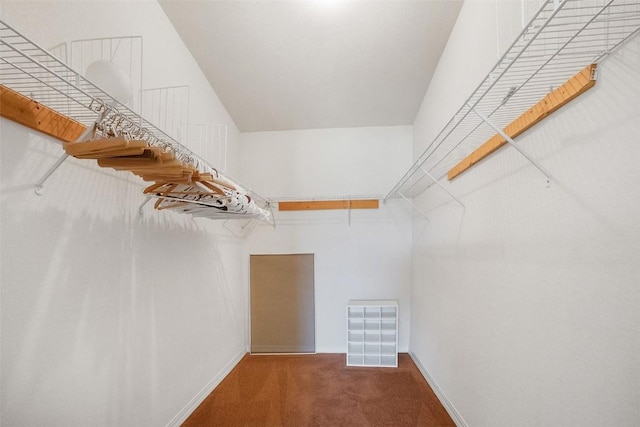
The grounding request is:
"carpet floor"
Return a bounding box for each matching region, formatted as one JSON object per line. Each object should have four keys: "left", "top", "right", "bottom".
{"left": 183, "top": 353, "right": 455, "bottom": 427}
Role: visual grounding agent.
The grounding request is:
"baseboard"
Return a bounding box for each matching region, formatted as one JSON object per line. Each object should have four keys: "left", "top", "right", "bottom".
{"left": 409, "top": 352, "right": 468, "bottom": 427}
{"left": 166, "top": 349, "right": 247, "bottom": 427}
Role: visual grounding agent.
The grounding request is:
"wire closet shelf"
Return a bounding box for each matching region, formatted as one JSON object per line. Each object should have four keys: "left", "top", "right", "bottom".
{"left": 385, "top": 0, "right": 640, "bottom": 202}
{"left": 0, "top": 20, "right": 270, "bottom": 221}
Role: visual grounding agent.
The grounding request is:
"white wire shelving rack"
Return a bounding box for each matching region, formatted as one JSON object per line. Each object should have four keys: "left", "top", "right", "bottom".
{"left": 0, "top": 20, "right": 271, "bottom": 222}
{"left": 70, "top": 35, "right": 143, "bottom": 111}
{"left": 385, "top": 0, "right": 640, "bottom": 206}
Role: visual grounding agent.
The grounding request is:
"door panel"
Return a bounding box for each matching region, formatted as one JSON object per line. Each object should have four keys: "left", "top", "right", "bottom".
{"left": 250, "top": 254, "right": 315, "bottom": 353}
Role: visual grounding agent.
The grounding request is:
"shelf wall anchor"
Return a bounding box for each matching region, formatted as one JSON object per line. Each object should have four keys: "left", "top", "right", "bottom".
{"left": 469, "top": 106, "right": 551, "bottom": 187}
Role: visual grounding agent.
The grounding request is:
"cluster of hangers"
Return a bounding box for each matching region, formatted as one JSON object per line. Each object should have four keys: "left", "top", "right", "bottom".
{"left": 63, "top": 100, "right": 269, "bottom": 220}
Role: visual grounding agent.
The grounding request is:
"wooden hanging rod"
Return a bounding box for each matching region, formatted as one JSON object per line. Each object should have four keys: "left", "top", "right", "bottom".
{"left": 0, "top": 84, "right": 87, "bottom": 142}
{"left": 447, "top": 63, "right": 597, "bottom": 181}
{"left": 278, "top": 199, "right": 379, "bottom": 211}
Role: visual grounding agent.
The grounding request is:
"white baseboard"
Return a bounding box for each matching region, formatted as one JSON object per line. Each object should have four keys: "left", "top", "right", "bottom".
{"left": 409, "top": 352, "right": 468, "bottom": 427}
{"left": 166, "top": 349, "right": 247, "bottom": 427}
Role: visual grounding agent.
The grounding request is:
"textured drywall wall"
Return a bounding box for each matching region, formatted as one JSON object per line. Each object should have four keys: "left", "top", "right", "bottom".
{"left": 0, "top": 2, "right": 246, "bottom": 425}
{"left": 409, "top": 1, "right": 640, "bottom": 426}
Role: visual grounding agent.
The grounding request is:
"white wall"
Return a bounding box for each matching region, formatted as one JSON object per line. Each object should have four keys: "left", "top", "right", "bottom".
{"left": 410, "top": 1, "right": 640, "bottom": 426}
{"left": 1, "top": 2, "right": 246, "bottom": 426}
{"left": 240, "top": 127, "right": 413, "bottom": 352}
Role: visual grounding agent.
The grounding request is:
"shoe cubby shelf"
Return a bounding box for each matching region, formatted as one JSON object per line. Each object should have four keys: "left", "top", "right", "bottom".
{"left": 347, "top": 300, "right": 398, "bottom": 368}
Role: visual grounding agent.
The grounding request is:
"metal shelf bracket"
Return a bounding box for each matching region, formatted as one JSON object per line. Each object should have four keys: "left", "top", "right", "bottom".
{"left": 418, "top": 167, "right": 465, "bottom": 209}
{"left": 399, "top": 193, "right": 429, "bottom": 222}
{"left": 469, "top": 105, "right": 552, "bottom": 187}
{"left": 34, "top": 152, "right": 69, "bottom": 195}
{"left": 34, "top": 125, "right": 96, "bottom": 195}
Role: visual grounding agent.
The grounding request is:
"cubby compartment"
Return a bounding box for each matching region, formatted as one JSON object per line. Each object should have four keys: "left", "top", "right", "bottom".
{"left": 349, "top": 342, "right": 364, "bottom": 354}
{"left": 348, "top": 331, "right": 364, "bottom": 342}
{"left": 364, "top": 307, "right": 381, "bottom": 319}
{"left": 381, "top": 306, "right": 396, "bottom": 319}
{"left": 364, "top": 354, "right": 380, "bottom": 366}
{"left": 380, "top": 355, "right": 396, "bottom": 367}
{"left": 347, "top": 354, "right": 364, "bottom": 366}
{"left": 348, "top": 307, "right": 364, "bottom": 319}
{"left": 348, "top": 319, "right": 364, "bottom": 331}
{"left": 380, "top": 320, "right": 396, "bottom": 332}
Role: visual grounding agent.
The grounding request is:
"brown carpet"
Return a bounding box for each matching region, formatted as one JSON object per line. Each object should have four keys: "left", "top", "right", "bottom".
{"left": 183, "top": 353, "right": 455, "bottom": 427}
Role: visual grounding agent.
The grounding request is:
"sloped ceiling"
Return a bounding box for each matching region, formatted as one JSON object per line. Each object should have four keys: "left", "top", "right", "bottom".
{"left": 160, "top": 0, "right": 463, "bottom": 132}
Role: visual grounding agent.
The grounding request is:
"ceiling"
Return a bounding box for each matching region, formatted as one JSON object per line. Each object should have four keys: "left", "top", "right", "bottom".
{"left": 159, "top": 0, "right": 463, "bottom": 133}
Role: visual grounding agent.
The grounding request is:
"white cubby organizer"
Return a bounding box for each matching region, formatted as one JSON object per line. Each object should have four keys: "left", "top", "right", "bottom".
{"left": 346, "top": 300, "right": 398, "bottom": 367}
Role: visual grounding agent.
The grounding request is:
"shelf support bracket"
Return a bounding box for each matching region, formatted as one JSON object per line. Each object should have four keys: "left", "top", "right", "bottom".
{"left": 419, "top": 167, "right": 465, "bottom": 209}
{"left": 399, "top": 193, "right": 429, "bottom": 222}
{"left": 469, "top": 106, "right": 551, "bottom": 186}
{"left": 34, "top": 124, "right": 95, "bottom": 195}
{"left": 267, "top": 202, "right": 276, "bottom": 228}
{"left": 34, "top": 153, "right": 69, "bottom": 195}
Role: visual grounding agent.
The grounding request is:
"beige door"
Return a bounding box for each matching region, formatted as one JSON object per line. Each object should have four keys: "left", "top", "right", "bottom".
{"left": 250, "top": 254, "right": 315, "bottom": 353}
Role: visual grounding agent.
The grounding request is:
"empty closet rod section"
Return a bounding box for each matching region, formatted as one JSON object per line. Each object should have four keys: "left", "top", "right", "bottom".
{"left": 385, "top": 0, "right": 640, "bottom": 202}
{"left": 382, "top": 0, "right": 564, "bottom": 201}
{"left": 448, "top": 63, "right": 597, "bottom": 182}
{"left": 406, "top": 0, "right": 568, "bottom": 178}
